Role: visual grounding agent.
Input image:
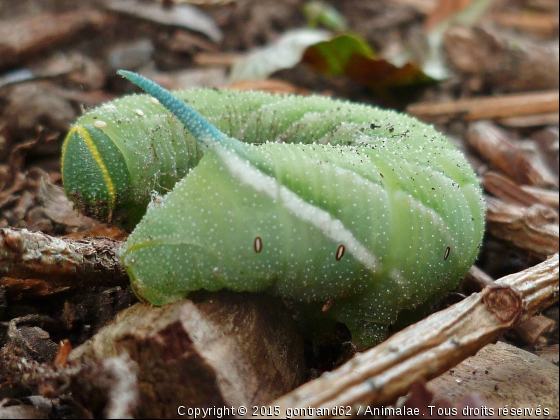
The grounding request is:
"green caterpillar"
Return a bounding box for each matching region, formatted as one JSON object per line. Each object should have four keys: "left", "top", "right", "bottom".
{"left": 62, "top": 71, "right": 485, "bottom": 347}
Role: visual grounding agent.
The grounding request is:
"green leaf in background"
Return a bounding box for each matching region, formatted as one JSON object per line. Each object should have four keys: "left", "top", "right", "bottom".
{"left": 229, "top": 30, "right": 437, "bottom": 93}
{"left": 303, "top": 1, "right": 348, "bottom": 32}
{"left": 302, "top": 34, "right": 436, "bottom": 90}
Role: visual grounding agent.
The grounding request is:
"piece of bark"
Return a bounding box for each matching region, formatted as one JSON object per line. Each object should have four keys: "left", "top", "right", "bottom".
{"left": 2, "top": 352, "right": 140, "bottom": 419}
{"left": 492, "top": 11, "right": 560, "bottom": 37}
{"left": 520, "top": 186, "right": 559, "bottom": 210}
{"left": 444, "top": 25, "right": 559, "bottom": 92}
{"left": 386, "top": 0, "right": 439, "bottom": 15}
{"left": 485, "top": 196, "right": 559, "bottom": 259}
{"left": 483, "top": 172, "right": 545, "bottom": 207}
{"left": 269, "top": 254, "right": 559, "bottom": 418}
{"left": 0, "top": 277, "right": 70, "bottom": 299}
{"left": 228, "top": 79, "right": 312, "bottom": 95}
{"left": 158, "top": 30, "right": 219, "bottom": 55}
{"left": 69, "top": 291, "right": 306, "bottom": 418}
{"left": 526, "top": 0, "right": 560, "bottom": 13}
{"left": 407, "top": 91, "right": 559, "bottom": 124}
{"left": 499, "top": 112, "right": 560, "bottom": 128}
{"left": 173, "top": 0, "right": 236, "bottom": 6}
{"left": 194, "top": 52, "right": 244, "bottom": 67}
{"left": 0, "top": 10, "right": 109, "bottom": 70}
{"left": 536, "top": 344, "right": 559, "bottom": 366}
{"left": 429, "top": 341, "right": 559, "bottom": 419}
{"left": 390, "top": 380, "right": 492, "bottom": 419}
{"left": 0, "top": 405, "right": 48, "bottom": 419}
{"left": 1, "top": 83, "right": 77, "bottom": 137}
{"left": 424, "top": 0, "right": 477, "bottom": 31}
{"left": 462, "top": 265, "right": 494, "bottom": 293}
{"left": 532, "top": 126, "right": 559, "bottom": 176}
{"left": 3, "top": 315, "right": 61, "bottom": 364}
{"left": 513, "top": 315, "right": 556, "bottom": 346}
{"left": 0, "top": 228, "right": 128, "bottom": 287}
{"left": 467, "top": 121, "right": 559, "bottom": 188}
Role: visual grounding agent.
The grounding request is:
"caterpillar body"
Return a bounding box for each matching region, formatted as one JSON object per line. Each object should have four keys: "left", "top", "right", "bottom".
{"left": 62, "top": 71, "right": 485, "bottom": 346}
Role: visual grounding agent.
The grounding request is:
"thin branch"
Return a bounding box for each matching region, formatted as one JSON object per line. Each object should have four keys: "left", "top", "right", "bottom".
{"left": 270, "top": 254, "right": 559, "bottom": 418}
{"left": 0, "top": 227, "right": 127, "bottom": 287}
{"left": 407, "top": 91, "right": 559, "bottom": 123}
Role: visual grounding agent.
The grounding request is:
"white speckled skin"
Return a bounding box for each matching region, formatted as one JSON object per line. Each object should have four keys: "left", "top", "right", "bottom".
{"left": 111, "top": 72, "right": 485, "bottom": 347}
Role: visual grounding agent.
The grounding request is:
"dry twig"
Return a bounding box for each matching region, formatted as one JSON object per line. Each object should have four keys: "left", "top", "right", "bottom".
{"left": 467, "top": 121, "right": 558, "bottom": 188}
{"left": 407, "top": 91, "right": 559, "bottom": 123}
{"left": 270, "top": 254, "right": 559, "bottom": 418}
{"left": 0, "top": 227, "right": 127, "bottom": 287}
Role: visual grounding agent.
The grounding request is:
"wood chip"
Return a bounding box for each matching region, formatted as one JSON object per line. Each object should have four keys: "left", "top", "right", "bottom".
{"left": 486, "top": 196, "right": 559, "bottom": 258}
{"left": 407, "top": 91, "right": 559, "bottom": 123}
{"left": 0, "top": 10, "right": 108, "bottom": 70}
{"left": 463, "top": 265, "right": 495, "bottom": 293}
{"left": 483, "top": 172, "right": 546, "bottom": 207}
{"left": 499, "top": 112, "right": 560, "bottom": 128}
{"left": 228, "top": 79, "right": 312, "bottom": 95}
{"left": 194, "top": 52, "right": 244, "bottom": 67}
{"left": 514, "top": 315, "right": 556, "bottom": 346}
{"left": 492, "top": 11, "right": 560, "bottom": 37}
{"left": 536, "top": 344, "right": 559, "bottom": 365}
{"left": 444, "top": 25, "right": 559, "bottom": 92}
{"left": 429, "top": 341, "right": 559, "bottom": 417}
{"left": 520, "top": 186, "right": 559, "bottom": 209}
{"left": 70, "top": 291, "right": 306, "bottom": 418}
{"left": 467, "top": 121, "right": 559, "bottom": 188}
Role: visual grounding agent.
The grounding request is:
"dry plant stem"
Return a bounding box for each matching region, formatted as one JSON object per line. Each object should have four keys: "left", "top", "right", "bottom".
{"left": 485, "top": 196, "right": 559, "bottom": 258}
{"left": 270, "top": 254, "right": 559, "bottom": 418}
{"left": 194, "top": 52, "right": 243, "bottom": 67}
{"left": 464, "top": 265, "right": 494, "bottom": 292}
{"left": 521, "top": 186, "right": 559, "bottom": 210}
{"left": 499, "top": 112, "right": 559, "bottom": 128}
{"left": 407, "top": 91, "right": 559, "bottom": 123}
{"left": 467, "top": 121, "right": 558, "bottom": 188}
{"left": 0, "top": 227, "right": 127, "bottom": 286}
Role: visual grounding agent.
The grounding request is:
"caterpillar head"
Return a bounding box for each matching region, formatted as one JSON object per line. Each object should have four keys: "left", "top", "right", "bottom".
{"left": 61, "top": 124, "right": 132, "bottom": 222}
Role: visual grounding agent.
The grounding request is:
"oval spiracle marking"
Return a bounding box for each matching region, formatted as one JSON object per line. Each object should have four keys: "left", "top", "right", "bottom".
{"left": 254, "top": 236, "right": 263, "bottom": 254}
{"left": 336, "top": 244, "right": 345, "bottom": 261}
{"left": 444, "top": 246, "right": 451, "bottom": 261}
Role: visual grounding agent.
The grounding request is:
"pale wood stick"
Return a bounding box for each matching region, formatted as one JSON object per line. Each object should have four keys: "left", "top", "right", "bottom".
{"left": 407, "top": 91, "right": 559, "bottom": 122}
{"left": 269, "top": 254, "right": 559, "bottom": 418}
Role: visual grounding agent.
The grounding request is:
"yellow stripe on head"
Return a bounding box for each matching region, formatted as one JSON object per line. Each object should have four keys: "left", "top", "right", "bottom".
{"left": 62, "top": 125, "right": 116, "bottom": 211}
